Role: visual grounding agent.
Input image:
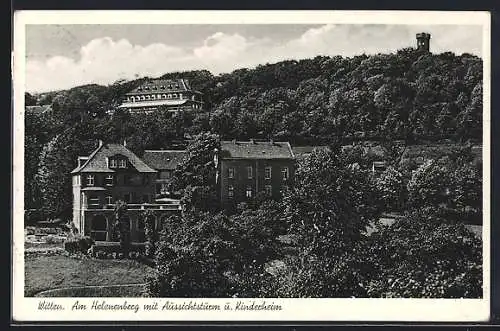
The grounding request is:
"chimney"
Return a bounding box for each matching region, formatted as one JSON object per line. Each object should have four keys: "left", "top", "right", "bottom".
{"left": 232, "top": 139, "right": 236, "bottom": 144}
{"left": 98, "top": 139, "right": 103, "bottom": 148}
{"left": 123, "top": 139, "right": 127, "bottom": 147}
{"left": 270, "top": 138, "right": 274, "bottom": 145}
{"left": 250, "top": 139, "right": 255, "bottom": 144}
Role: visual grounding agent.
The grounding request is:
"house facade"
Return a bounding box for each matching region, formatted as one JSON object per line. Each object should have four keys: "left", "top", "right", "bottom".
{"left": 70, "top": 141, "right": 181, "bottom": 242}
{"left": 215, "top": 140, "right": 295, "bottom": 210}
{"left": 142, "top": 149, "right": 187, "bottom": 198}
{"left": 118, "top": 79, "right": 204, "bottom": 113}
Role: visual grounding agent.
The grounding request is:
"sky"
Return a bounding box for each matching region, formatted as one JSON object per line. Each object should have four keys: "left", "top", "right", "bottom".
{"left": 24, "top": 24, "right": 483, "bottom": 93}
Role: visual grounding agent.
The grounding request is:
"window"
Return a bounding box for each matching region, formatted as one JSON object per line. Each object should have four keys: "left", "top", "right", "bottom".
{"left": 265, "top": 166, "right": 272, "bottom": 180}
{"left": 281, "top": 167, "right": 289, "bottom": 181}
{"left": 246, "top": 186, "right": 253, "bottom": 198}
{"left": 168, "top": 94, "right": 172, "bottom": 99}
{"left": 119, "top": 159, "right": 127, "bottom": 168}
{"left": 105, "top": 196, "right": 113, "bottom": 205}
{"left": 86, "top": 174, "right": 94, "bottom": 186}
{"left": 104, "top": 174, "right": 114, "bottom": 186}
{"left": 265, "top": 185, "right": 272, "bottom": 196}
{"left": 110, "top": 159, "right": 118, "bottom": 168}
{"left": 247, "top": 166, "right": 253, "bottom": 179}
{"left": 172, "top": 93, "right": 177, "bottom": 98}
{"left": 88, "top": 196, "right": 100, "bottom": 208}
{"left": 228, "top": 185, "right": 234, "bottom": 198}
{"left": 228, "top": 168, "right": 235, "bottom": 179}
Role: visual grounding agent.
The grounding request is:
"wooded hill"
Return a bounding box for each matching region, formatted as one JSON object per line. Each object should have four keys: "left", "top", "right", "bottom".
{"left": 25, "top": 47, "right": 483, "bottom": 217}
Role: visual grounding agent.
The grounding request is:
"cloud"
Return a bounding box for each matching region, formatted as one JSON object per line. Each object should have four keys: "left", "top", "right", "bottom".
{"left": 25, "top": 25, "right": 483, "bottom": 93}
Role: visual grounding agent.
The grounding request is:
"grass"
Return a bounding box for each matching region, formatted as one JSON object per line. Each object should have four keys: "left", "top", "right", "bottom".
{"left": 35, "top": 284, "right": 147, "bottom": 297}
{"left": 24, "top": 254, "right": 154, "bottom": 297}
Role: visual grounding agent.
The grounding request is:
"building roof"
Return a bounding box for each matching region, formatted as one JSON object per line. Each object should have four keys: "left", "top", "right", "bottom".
{"left": 71, "top": 143, "right": 157, "bottom": 174}
{"left": 126, "top": 79, "right": 197, "bottom": 96}
{"left": 292, "top": 146, "right": 330, "bottom": 156}
{"left": 142, "top": 150, "right": 187, "bottom": 170}
{"left": 220, "top": 141, "right": 294, "bottom": 159}
{"left": 118, "top": 99, "right": 190, "bottom": 108}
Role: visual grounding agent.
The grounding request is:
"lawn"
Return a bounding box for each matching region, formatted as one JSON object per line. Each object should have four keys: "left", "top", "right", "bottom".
{"left": 24, "top": 254, "right": 154, "bottom": 297}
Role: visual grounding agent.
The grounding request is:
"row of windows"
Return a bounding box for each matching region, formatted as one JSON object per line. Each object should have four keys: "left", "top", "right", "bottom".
{"left": 84, "top": 174, "right": 150, "bottom": 186}
{"left": 87, "top": 194, "right": 152, "bottom": 207}
{"left": 227, "top": 184, "right": 288, "bottom": 199}
{"left": 227, "top": 166, "right": 289, "bottom": 181}
{"left": 138, "top": 84, "right": 180, "bottom": 91}
{"left": 127, "top": 93, "right": 195, "bottom": 102}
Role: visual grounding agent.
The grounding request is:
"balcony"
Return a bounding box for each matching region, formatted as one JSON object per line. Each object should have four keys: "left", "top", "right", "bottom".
{"left": 84, "top": 202, "right": 181, "bottom": 211}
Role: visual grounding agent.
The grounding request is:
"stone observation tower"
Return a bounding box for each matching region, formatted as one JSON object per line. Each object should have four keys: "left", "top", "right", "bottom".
{"left": 416, "top": 32, "right": 431, "bottom": 52}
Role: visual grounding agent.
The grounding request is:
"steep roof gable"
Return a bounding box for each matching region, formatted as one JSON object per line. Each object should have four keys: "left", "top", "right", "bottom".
{"left": 71, "top": 143, "right": 157, "bottom": 174}
{"left": 220, "top": 141, "right": 295, "bottom": 159}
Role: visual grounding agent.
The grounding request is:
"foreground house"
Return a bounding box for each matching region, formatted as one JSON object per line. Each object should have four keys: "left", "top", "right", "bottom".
{"left": 70, "top": 141, "right": 181, "bottom": 242}
{"left": 118, "top": 78, "right": 204, "bottom": 113}
{"left": 215, "top": 140, "right": 295, "bottom": 209}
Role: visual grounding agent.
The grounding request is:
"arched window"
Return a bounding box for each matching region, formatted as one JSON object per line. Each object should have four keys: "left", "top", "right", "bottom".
{"left": 141, "top": 95, "right": 146, "bottom": 101}
{"left": 162, "top": 94, "right": 167, "bottom": 99}
{"left": 130, "top": 96, "right": 135, "bottom": 102}
{"left": 146, "top": 95, "right": 150, "bottom": 100}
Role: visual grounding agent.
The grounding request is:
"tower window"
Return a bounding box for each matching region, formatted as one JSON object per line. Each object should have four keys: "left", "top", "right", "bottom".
{"left": 228, "top": 185, "right": 234, "bottom": 198}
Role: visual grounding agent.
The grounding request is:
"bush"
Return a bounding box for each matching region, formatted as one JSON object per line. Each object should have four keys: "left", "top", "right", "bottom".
{"left": 89, "top": 242, "right": 145, "bottom": 259}
{"left": 64, "top": 236, "right": 94, "bottom": 254}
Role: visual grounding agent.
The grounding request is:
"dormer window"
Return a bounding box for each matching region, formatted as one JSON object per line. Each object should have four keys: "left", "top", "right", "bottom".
{"left": 110, "top": 159, "right": 118, "bottom": 168}
{"left": 119, "top": 159, "right": 127, "bottom": 168}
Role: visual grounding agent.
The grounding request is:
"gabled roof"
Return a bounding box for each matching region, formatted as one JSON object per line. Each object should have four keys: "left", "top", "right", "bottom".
{"left": 220, "top": 141, "right": 294, "bottom": 159}
{"left": 126, "top": 79, "right": 195, "bottom": 96}
{"left": 71, "top": 143, "right": 157, "bottom": 174}
{"left": 142, "top": 150, "right": 187, "bottom": 170}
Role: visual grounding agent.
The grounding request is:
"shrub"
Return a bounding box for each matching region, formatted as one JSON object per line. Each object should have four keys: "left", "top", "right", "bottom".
{"left": 64, "top": 236, "right": 94, "bottom": 254}
{"left": 365, "top": 210, "right": 482, "bottom": 298}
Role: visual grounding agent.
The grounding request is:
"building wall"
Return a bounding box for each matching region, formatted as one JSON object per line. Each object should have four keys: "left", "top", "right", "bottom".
{"left": 219, "top": 158, "right": 295, "bottom": 209}
{"left": 72, "top": 175, "right": 81, "bottom": 231}
{"left": 82, "top": 209, "right": 179, "bottom": 242}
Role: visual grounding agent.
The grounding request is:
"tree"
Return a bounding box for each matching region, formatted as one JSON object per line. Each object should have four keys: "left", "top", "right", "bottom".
{"left": 273, "top": 147, "right": 382, "bottom": 297}
{"left": 407, "top": 159, "right": 451, "bottom": 210}
{"left": 143, "top": 209, "right": 158, "bottom": 258}
{"left": 376, "top": 166, "right": 407, "bottom": 211}
{"left": 113, "top": 200, "right": 130, "bottom": 255}
{"left": 365, "top": 209, "right": 482, "bottom": 298}
{"left": 171, "top": 133, "right": 220, "bottom": 212}
{"left": 25, "top": 92, "right": 37, "bottom": 106}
